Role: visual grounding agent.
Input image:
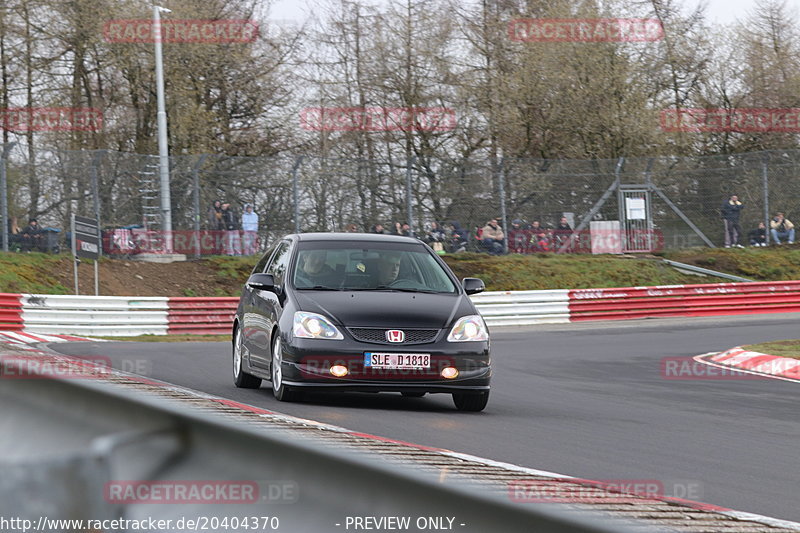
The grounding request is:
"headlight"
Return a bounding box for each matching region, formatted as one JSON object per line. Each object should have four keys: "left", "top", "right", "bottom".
{"left": 293, "top": 311, "right": 344, "bottom": 340}
{"left": 447, "top": 315, "right": 489, "bottom": 342}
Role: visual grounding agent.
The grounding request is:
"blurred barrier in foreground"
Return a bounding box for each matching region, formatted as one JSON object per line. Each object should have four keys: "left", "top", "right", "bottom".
{"left": 0, "top": 350, "right": 635, "bottom": 533}
{"left": 3, "top": 279, "right": 800, "bottom": 335}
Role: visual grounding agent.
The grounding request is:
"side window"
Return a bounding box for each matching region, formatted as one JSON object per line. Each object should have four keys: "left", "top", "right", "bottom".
{"left": 252, "top": 244, "right": 275, "bottom": 274}
{"left": 266, "top": 241, "right": 292, "bottom": 286}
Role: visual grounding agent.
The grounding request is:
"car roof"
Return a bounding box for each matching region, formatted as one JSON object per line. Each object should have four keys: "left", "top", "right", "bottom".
{"left": 292, "top": 232, "right": 422, "bottom": 244}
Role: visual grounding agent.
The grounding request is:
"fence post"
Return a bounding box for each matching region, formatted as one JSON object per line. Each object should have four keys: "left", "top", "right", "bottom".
{"left": 292, "top": 156, "right": 304, "bottom": 234}
{"left": 1, "top": 142, "right": 17, "bottom": 253}
{"left": 192, "top": 154, "right": 208, "bottom": 258}
{"left": 762, "top": 153, "right": 770, "bottom": 245}
{"left": 406, "top": 156, "right": 415, "bottom": 237}
{"left": 90, "top": 150, "right": 106, "bottom": 258}
{"left": 498, "top": 158, "right": 508, "bottom": 254}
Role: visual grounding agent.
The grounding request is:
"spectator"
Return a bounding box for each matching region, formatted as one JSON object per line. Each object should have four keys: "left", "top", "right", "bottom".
{"left": 770, "top": 212, "right": 795, "bottom": 244}
{"left": 371, "top": 223, "right": 389, "bottom": 234}
{"left": 425, "top": 221, "right": 447, "bottom": 253}
{"left": 221, "top": 203, "right": 240, "bottom": 255}
{"left": 394, "top": 222, "right": 412, "bottom": 237}
{"left": 241, "top": 204, "right": 259, "bottom": 255}
{"left": 509, "top": 219, "right": 529, "bottom": 253}
{"left": 529, "top": 221, "right": 550, "bottom": 252}
{"left": 552, "top": 216, "right": 573, "bottom": 251}
{"left": 345, "top": 223, "right": 359, "bottom": 233}
{"left": 21, "top": 218, "right": 43, "bottom": 252}
{"left": 208, "top": 200, "right": 224, "bottom": 231}
{"left": 748, "top": 222, "right": 767, "bottom": 247}
{"left": 480, "top": 219, "right": 505, "bottom": 255}
{"left": 446, "top": 221, "right": 468, "bottom": 253}
{"left": 721, "top": 195, "right": 744, "bottom": 248}
{"left": 295, "top": 250, "right": 340, "bottom": 288}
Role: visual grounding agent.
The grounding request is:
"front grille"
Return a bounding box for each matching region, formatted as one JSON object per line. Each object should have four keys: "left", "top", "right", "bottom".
{"left": 348, "top": 328, "right": 439, "bottom": 345}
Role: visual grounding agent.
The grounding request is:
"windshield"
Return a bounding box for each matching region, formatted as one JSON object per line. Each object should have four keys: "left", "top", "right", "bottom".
{"left": 292, "top": 243, "right": 457, "bottom": 293}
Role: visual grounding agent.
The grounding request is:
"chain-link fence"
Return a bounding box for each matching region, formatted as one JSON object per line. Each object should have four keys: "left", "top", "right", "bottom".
{"left": 2, "top": 148, "right": 799, "bottom": 255}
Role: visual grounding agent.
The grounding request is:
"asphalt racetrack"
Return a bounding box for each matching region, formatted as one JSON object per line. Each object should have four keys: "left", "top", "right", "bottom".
{"left": 51, "top": 314, "right": 800, "bottom": 522}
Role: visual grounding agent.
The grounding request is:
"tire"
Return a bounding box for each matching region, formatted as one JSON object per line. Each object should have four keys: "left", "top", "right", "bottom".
{"left": 453, "top": 391, "right": 489, "bottom": 412}
{"left": 401, "top": 392, "right": 426, "bottom": 398}
{"left": 232, "top": 326, "right": 262, "bottom": 388}
{"left": 271, "top": 334, "right": 301, "bottom": 402}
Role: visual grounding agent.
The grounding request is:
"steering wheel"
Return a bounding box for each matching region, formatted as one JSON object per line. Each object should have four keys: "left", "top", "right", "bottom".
{"left": 386, "top": 278, "right": 418, "bottom": 289}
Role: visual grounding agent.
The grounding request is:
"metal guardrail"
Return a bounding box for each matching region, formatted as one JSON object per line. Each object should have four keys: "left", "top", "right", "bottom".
{"left": 661, "top": 259, "right": 755, "bottom": 283}
{"left": 568, "top": 281, "right": 800, "bottom": 321}
{"left": 4, "top": 280, "right": 800, "bottom": 335}
{"left": 0, "top": 348, "right": 643, "bottom": 533}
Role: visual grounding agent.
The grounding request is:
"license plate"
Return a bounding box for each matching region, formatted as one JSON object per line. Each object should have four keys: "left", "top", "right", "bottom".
{"left": 364, "top": 353, "right": 430, "bottom": 369}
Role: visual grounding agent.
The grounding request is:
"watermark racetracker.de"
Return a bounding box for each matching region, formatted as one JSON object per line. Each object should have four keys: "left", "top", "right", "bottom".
{"left": 0, "top": 108, "right": 102, "bottom": 132}
{"left": 103, "top": 19, "right": 259, "bottom": 43}
{"left": 299, "top": 107, "right": 457, "bottom": 132}
{"left": 508, "top": 18, "right": 664, "bottom": 42}
{"left": 659, "top": 356, "right": 792, "bottom": 380}
{"left": 660, "top": 108, "right": 800, "bottom": 133}
{"left": 508, "top": 478, "right": 703, "bottom": 503}
{"left": 104, "top": 480, "right": 298, "bottom": 504}
{"left": 0, "top": 354, "right": 152, "bottom": 379}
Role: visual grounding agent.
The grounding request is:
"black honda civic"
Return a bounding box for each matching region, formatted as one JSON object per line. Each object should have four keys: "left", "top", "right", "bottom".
{"left": 232, "top": 233, "right": 491, "bottom": 411}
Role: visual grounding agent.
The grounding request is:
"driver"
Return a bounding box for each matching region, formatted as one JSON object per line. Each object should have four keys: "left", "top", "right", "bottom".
{"left": 376, "top": 252, "right": 403, "bottom": 285}
{"left": 296, "top": 250, "right": 339, "bottom": 287}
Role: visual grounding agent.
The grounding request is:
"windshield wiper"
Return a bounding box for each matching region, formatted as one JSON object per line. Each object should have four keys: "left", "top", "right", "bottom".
{"left": 372, "top": 286, "right": 440, "bottom": 293}
{"left": 295, "top": 285, "right": 343, "bottom": 291}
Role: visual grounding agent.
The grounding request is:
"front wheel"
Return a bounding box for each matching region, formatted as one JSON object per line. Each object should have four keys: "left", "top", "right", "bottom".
{"left": 271, "top": 335, "right": 301, "bottom": 402}
{"left": 233, "top": 327, "right": 261, "bottom": 389}
{"left": 453, "top": 391, "right": 489, "bottom": 412}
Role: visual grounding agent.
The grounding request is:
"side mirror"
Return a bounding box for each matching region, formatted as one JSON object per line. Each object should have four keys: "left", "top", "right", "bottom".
{"left": 247, "top": 273, "right": 276, "bottom": 291}
{"left": 462, "top": 277, "right": 485, "bottom": 295}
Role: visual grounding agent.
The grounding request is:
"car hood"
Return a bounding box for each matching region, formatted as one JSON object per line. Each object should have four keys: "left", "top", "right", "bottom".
{"left": 294, "top": 290, "right": 472, "bottom": 328}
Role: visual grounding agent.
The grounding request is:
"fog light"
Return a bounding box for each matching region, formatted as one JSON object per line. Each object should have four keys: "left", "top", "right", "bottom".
{"left": 441, "top": 367, "right": 459, "bottom": 379}
{"left": 330, "top": 365, "right": 349, "bottom": 377}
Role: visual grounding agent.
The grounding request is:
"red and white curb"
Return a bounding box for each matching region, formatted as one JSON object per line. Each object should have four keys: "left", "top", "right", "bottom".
{"left": 0, "top": 331, "right": 103, "bottom": 349}
{"left": 700, "top": 346, "right": 800, "bottom": 382}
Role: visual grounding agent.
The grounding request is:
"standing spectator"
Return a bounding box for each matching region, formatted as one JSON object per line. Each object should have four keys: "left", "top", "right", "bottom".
{"left": 208, "top": 200, "right": 224, "bottom": 230}
{"left": 529, "top": 221, "right": 550, "bottom": 252}
{"left": 21, "top": 218, "right": 42, "bottom": 252}
{"left": 552, "top": 216, "right": 573, "bottom": 251}
{"left": 770, "top": 212, "right": 795, "bottom": 244}
{"left": 721, "top": 195, "right": 744, "bottom": 248}
{"left": 371, "top": 223, "right": 389, "bottom": 234}
{"left": 241, "top": 204, "right": 259, "bottom": 255}
{"left": 345, "top": 223, "right": 359, "bottom": 233}
{"left": 480, "top": 219, "right": 505, "bottom": 255}
{"left": 748, "top": 222, "right": 767, "bottom": 247}
{"left": 447, "top": 221, "right": 468, "bottom": 253}
{"left": 221, "top": 203, "right": 240, "bottom": 255}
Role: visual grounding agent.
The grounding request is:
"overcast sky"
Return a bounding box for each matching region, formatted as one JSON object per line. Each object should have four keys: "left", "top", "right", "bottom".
{"left": 269, "top": 0, "right": 800, "bottom": 27}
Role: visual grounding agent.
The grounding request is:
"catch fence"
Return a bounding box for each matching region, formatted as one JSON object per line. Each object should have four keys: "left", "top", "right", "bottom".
{"left": 2, "top": 149, "right": 799, "bottom": 255}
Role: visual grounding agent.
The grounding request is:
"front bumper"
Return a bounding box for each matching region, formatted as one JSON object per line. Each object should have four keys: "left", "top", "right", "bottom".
{"left": 280, "top": 335, "right": 491, "bottom": 393}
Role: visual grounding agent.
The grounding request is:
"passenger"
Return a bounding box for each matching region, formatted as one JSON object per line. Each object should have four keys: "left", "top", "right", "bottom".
{"left": 296, "top": 250, "right": 339, "bottom": 287}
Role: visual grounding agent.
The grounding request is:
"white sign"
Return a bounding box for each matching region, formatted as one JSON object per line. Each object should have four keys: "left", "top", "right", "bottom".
{"left": 626, "top": 198, "right": 646, "bottom": 220}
